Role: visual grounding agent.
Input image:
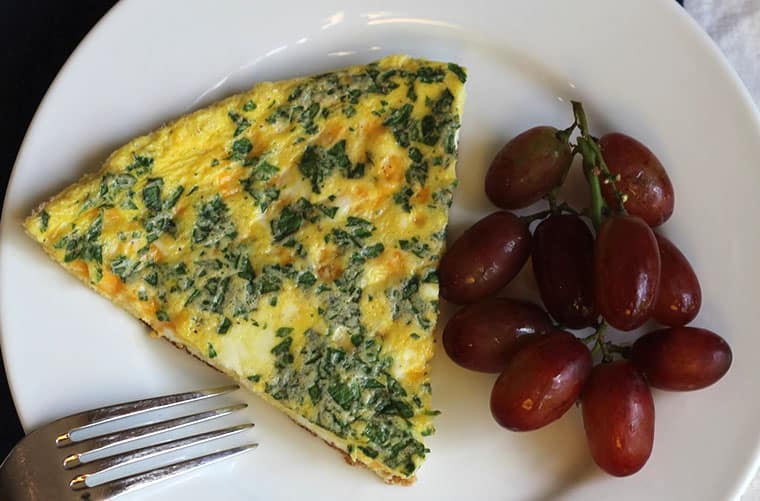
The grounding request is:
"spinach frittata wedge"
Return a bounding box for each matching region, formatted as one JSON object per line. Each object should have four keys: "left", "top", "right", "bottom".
{"left": 24, "top": 55, "right": 466, "bottom": 483}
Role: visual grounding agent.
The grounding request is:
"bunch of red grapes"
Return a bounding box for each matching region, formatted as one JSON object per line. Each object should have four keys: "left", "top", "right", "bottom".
{"left": 438, "top": 102, "right": 732, "bottom": 477}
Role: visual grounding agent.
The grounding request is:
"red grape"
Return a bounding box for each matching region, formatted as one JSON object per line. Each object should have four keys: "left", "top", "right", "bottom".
{"left": 632, "top": 327, "right": 731, "bottom": 391}
{"left": 599, "top": 133, "right": 674, "bottom": 227}
{"left": 653, "top": 234, "right": 701, "bottom": 326}
{"left": 582, "top": 361, "right": 655, "bottom": 477}
{"left": 439, "top": 212, "right": 531, "bottom": 304}
{"left": 594, "top": 215, "right": 660, "bottom": 331}
{"left": 485, "top": 126, "right": 573, "bottom": 210}
{"left": 443, "top": 298, "right": 553, "bottom": 373}
{"left": 491, "top": 331, "right": 592, "bottom": 431}
{"left": 532, "top": 215, "right": 596, "bottom": 328}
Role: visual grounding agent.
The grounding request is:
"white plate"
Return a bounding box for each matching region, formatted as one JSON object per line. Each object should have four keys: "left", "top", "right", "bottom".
{"left": 2, "top": 0, "right": 760, "bottom": 499}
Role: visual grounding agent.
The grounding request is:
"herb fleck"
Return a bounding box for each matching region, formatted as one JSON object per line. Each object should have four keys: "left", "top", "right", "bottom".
{"left": 393, "top": 186, "right": 414, "bottom": 212}
{"left": 192, "top": 195, "right": 237, "bottom": 247}
{"left": 276, "top": 327, "right": 294, "bottom": 337}
{"left": 217, "top": 317, "right": 232, "bottom": 334}
{"left": 447, "top": 62, "right": 467, "bottom": 83}
{"left": 142, "top": 178, "right": 164, "bottom": 212}
{"left": 39, "top": 210, "right": 50, "bottom": 232}
{"left": 125, "top": 154, "right": 154, "bottom": 176}
{"left": 228, "top": 111, "right": 251, "bottom": 137}
{"left": 270, "top": 205, "right": 303, "bottom": 242}
{"left": 228, "top": 138, "right": 253, "bottom": 162}
{"left": 297, "top": 271, "right": 317, "bottom": 289}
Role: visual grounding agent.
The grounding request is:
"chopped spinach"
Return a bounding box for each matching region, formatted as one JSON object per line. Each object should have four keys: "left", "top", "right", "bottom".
{"left": 217, "top": 317, "right": 232, "bottom": 334}
{"left": 393, "top": 186, "right": 414, "bottom": 212}
{"left": 298, "top": 140, "right": 364, "bottom": 193}
{"left": 139, "top": 178, "right": 183, "bottom": 244}
{"left": 276, "top": 327, "right": 294, "bottom": 338}
{"left": 125, "top": 154, "right": 154, "bottom": 176}
{"left": 360, "top": 243, "right": 385, "bottom": 259}
{"left": 144, "top": 270, "right": 158, "bottom": 286}
{"left": 252, "top": 161, "right": 279, "bottom": 181}
{"left": 110, "top": 255, "right": 137, "bottom": 282}
{"left": 432, "top": 185, "right": 455, "bottom": 208}
{"left": 270, "top": 205, "right": 303, "bottom": 241}
{"left": 422, "top": 270, "right": 438, "bottom": 283}
{"left": 141, "top": 178, "right": 163, "bottom": 212}
{"left": 383, "top": 103, "right": 417, "bottom": 148}
{"left": 384, "top": 103, "right": 413, "bottom": 127}
{"left": 317, "top": 204, "right": 338, "bottom": 219}
{"left": 328, "top": 382, "right": 359, "bottom": 410}
{"left": 416, "top": 66, "right": 446, "bottom": 83}
{"left": 192, "top": 195, "right": 237, "bottom": 247}
{"left": 387, "top": 274, "right": 432, "bottom": 330}
{"left": 399, "top": 237, "right": 430, "bottom": 258}
{"left": 406, "top": 159, "right": 428, "bottom": 186}
{"left": 228, "top": 138, "right": 253, "bottom": 162}
{"left": 144, "top": 212, "right": 176, "bottom": 244}
{"left": 298, "top": 144, "right": 333, "bottom": 194}
{"left": 288, "top": 85, "right": 304, "bottom": 101}
{"left": 270, "top": 337, "right": 293, "bottom": 368}
{"left": 228, "top": 111, "right": 251, "bottom": 137}
{"left": 163, "top": 186, "right": 184, "bottom": 209}
{"left": 346, "top": 216, "right": 374, "bottom": 238}
{"left": 298, "top": 102, "right": 320, "bottom": 134}
{"left": 39, "top": 210, "right": 49, "bottom": 232}
{"left": 56, "top": 211, "right": 103, "bottom": 264}
{"left": 297, "top": 271, "right": 317, "bottom": 289}
{"left": 419, "top": 88, "right": 455, "bottom": 146}
{"left": 241, "top": 161, "right": 280, "bottom": 211}
{"left": 343, "top": 105, "right": 357, "bottom": 118}
{"left": 447, "top": 62, "right": 467, "bottom": 83}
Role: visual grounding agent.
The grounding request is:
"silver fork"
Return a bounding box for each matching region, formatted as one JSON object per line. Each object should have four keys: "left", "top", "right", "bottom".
{"left": 0, "top": 385, "right": 257, "bottom": 500}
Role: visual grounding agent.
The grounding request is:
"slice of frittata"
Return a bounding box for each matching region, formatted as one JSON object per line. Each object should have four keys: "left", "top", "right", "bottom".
{"left": 24, "top": 55, "right": 466, "bottom": 483}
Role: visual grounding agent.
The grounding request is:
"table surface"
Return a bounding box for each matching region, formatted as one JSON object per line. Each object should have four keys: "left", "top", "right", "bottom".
{"left": 8, "top": 2, "right": 760, "bottom": 500}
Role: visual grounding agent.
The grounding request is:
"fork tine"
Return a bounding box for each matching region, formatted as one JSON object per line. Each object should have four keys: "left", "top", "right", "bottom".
{"left": 55, "top": 384, "right": 239, "bottom": 446}
{"left": 70, "top": 443, "right": 258, "bottom": 495}
{"left": 61, "top": 403, "right": 247, "bottom": 464}
{"left": 68, "top": 423, "right": 254, "bottom": 479}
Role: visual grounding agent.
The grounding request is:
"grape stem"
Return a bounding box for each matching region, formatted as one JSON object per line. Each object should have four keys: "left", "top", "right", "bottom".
{"left": 584, "top": 156, "right": 604, "bottom": 232}
{"left": 586, "top": 320, "right": 613, "bottom": 363}
{"left": 583, "top": 320, "right": 632, "bottom": 363}
{"left": 571, "top": 101, "right": 628, "bottom": 225}
{"left": 547, "top": 190, "right": 559, "bottom": 214}
{"left": 569, "top": 101, "right": 633, "bottom": 364}
{"left": 555, "top": 122, "right": 577, "bottom": 144}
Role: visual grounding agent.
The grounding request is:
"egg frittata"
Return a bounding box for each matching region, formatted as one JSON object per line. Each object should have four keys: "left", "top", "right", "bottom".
{"left": 24, "top": 55, "right": 466, "bottom": 483}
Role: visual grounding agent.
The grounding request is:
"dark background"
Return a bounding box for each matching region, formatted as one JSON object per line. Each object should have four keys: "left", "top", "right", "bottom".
{"left": 0, "top": 0, "right": 119, "bottom": 457}
{"left": 0, "top": 0, "right": 684, "bottom": 459}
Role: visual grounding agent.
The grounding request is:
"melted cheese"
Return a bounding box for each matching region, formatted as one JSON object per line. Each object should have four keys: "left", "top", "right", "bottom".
{"left": 24, "top": 55, "right": 466, "bottom": 482}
